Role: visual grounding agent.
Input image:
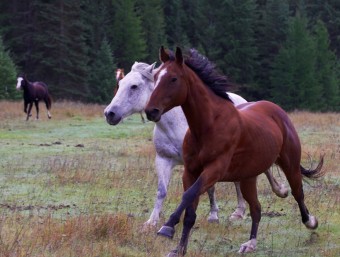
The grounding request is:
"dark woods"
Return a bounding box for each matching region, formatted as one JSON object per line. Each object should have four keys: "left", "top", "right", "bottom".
{"left": 0, "top": 0, "right": 339, "bottom": 111}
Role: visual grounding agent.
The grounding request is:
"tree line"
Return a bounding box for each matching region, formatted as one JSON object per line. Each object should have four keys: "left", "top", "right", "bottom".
{"left": 0, "top": 0, "right": 339, "bottom": 111}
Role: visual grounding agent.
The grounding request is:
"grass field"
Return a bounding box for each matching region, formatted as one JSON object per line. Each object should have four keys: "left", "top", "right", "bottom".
{"left": 0, "top": 100, "right": 339, "bottom": 257}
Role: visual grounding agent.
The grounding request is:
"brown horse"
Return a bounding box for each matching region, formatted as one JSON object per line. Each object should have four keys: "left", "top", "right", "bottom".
{"left": 145, "top": 47, "right": 325, "bottom": 256}
{"left": 114, "top": 68, "right": 145, "bottom": 123}
{"left": 114, "top": 68, "right": 125, "bottom": 96}
{"left": 16, "top": 75, "right": 52, "bottom": 121}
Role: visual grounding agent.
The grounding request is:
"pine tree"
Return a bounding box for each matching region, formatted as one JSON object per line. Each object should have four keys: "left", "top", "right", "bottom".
{"left": 0, "top": 35, "right": 18, "bottom": 100}
{"left": 251, "top": 0, "right": 290, "bottom": 100}
{"left": 162, "top": 0, "right": 190, "bottom": 48}
{"left": 111, "top": 0, "right": 146, "bottom": 71}
{"left": 88, "top": 39, "right": 116, "bottom": 104}
{"left": 270, "top": 15, "right": 320, "bottom": 111}
{"left": 33, "top": 0, "right": 89, "bottom": 100}
{"left": 313, "top": 20, "right": 339, "bottom": 111}
{"left": 212, "top": 0, "right": 258, "bottom": 85}
{"left": 306, "top": 0, "right": 340, "bottom": 58}
{"left": 137, "top": 0, "right": 167, "bottom": 63}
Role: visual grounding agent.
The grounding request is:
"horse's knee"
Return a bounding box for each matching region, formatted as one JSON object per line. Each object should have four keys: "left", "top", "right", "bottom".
{"left": 184, "top": 207, "right": 197, "bottom": 228}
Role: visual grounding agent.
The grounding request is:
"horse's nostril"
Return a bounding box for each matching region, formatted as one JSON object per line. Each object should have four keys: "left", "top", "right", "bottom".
{"left": 146, "top": 108, "right": 160, "bottom": 121}
{"left": 105, "top": 111, "right": 115, "bottom": 118}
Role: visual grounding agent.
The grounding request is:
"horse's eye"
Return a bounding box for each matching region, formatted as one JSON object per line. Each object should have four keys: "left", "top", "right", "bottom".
{"left": 171, "top": 77, "right": 177, "bottom": 82}
{"left": 131, "top": 85, "right": 138, "bottom": 90}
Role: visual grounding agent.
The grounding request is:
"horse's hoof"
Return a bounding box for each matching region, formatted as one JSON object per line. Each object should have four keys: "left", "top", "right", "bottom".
{"left": 141, "top": 221, "right": 157, "bottom": 232}
{"left": 304, "top": 215, "right": 318, "bottom": 230}
{"left": 229, "top": 211, "right": 245, "bottom": 221}
{"left": 276, "top": 184, "right": 289, "bottom": 198}
{"left": 157, "top": 225, "right": 175, "bottom": 239}
{"left": 207, "top": 211, "right": 219, "bottom": 223}
{"left": 238, "top": 239, "right": 257, "bottom": 253}
{"left": 167, "top": 250, "right": 179, "bottom": 257}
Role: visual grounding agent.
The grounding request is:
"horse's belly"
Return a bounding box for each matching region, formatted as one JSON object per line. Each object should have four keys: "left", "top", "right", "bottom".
{"left": 222, "top": 148, "right": 279, "bottom": 182}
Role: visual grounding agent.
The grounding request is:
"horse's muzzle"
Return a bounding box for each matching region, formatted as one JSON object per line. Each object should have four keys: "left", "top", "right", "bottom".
{"left": 104, "top": 111, "right": 121, "bottom": 125}
{"left": 145, "top": 108, "right": 161, "bottom": 122}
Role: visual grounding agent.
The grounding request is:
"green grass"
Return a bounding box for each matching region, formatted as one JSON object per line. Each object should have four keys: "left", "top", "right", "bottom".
{"left": 0, "top": 101, "right": 339, "bottom": 256}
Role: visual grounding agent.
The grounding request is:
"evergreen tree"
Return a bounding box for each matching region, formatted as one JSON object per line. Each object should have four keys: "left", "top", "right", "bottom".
{"left": 0, "top": 35, "right": 18, "bottom": 100}
{"left": 34, "top": 0, "right": 89, "bottom": 100}
{"left": 306, "top": 0, "right": 340, "bottom": 58}
{"left": 212, "top": 0, "right": 258, "bottom": 85}
{"left": 111, "top": 0, "right": 146, "bottom": 71}
{"left": 88, "top": 39, "right": 116, "bottom": 104}
{"left": 313, "top": 20, "right": 340, "bottom": 111}
{"left": 162, "top": 0, "right": 190, "bottom": 48}
{"left": 137, "top": 0, "right": 167, "bottom": 63}
{"left": 82, "top": 0, "right": 113, "bottom": 63}
{"left": 270, "top": 15, "right": 320, "bottom": 111}
{"left": 251, "top": 0, "right": 289, "bottom": 100}
{"left": 182, "top": 0, "right": 222, "bottom": 57}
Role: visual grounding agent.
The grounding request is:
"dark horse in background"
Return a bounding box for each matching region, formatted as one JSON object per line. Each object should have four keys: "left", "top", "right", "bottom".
{"left": 16, "top": 75, "right": 52, "bottom": 121}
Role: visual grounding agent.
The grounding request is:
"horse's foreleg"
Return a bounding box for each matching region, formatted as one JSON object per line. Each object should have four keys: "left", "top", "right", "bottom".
{"left": 229, "top": 182, "right": 247, "bottom": 221}
{"left": 26, "top": 103, "right": 33, "bottom": 121}
{"left": 24, "top": 101, "right": 28, "bottom": 113}
{"left": 168, "top": 204, "right": 197, "bottom": 257}
{"left": 238, "top": 177, "right": 261, "bottom": 253}
{"left": 207, "top": 186, "right": 219, "bottom": 222}
{"left": 34, "top": 101, "right": 39, "bottom": 119}
{"left": 264, "top": 168, "right": 289, "bottom": 198}
{"left": 143, "top": 155, "right": 175, "bottom": 229}
{"left": 158, "top": 172, "right": 203, "bottom": 239}
{"left": 158, "top": 160, "right": 221, "bottom": 238}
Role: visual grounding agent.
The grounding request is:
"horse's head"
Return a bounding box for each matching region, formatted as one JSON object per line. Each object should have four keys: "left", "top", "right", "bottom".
{"left": 145, "top": 46, "right": 188, "bottom": 122}
{"left": 16, "top": 75, "right": 28, "bottom": 90}
{"left": 115, "top": 68, "right": 125, "bottom": 81}
{"left": 104, "top": 62, "right": 156, "bottom": 125}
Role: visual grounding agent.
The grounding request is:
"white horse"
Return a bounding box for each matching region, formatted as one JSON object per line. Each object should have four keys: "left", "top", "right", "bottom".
{"left": 104, "top": 62, "right": 288, "bottom": 227}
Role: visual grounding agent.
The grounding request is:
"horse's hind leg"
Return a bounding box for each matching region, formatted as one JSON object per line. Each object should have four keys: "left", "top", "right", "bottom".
{"left": 207, "top": 185, "right": 219, "bottom": 222}
{"left": 264, "top": 168, "right": 289, "bottom": 198}
{"left": 238, "top": 177, "right": 261, "bottom": 253}
{"left": 277, "top": 159, "right": 318, "bottom": 229}
{"left": 34, "top": 101, "right": 39, "bottom": 119}
{"left": 229, "top": 182, "right": 246, "bottom": 221}
{"left": 45, "top": 99, "right": 51, "bottom": 119}
{"left": 140, "top": 112, "right": 145, "bottom": 123}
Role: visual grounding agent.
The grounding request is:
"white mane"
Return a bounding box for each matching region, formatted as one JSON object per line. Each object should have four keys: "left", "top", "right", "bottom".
{"left": 131, "top": 62, "right": 156, "bottom": 81}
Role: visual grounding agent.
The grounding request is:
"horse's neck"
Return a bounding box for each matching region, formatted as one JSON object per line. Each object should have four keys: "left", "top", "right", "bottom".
{"left": 182, "top": 79, "right": 235, "bottom": 137}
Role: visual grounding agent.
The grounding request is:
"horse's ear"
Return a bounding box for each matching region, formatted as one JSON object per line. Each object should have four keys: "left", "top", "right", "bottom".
{"left": 159, "top": 46, "right": 170, "bottom": 63}
{"left": 175, "top": 47, "right": 184, "bottom": 65}
{"left": 145, "top": 62, "right": 156, "bottom": 74}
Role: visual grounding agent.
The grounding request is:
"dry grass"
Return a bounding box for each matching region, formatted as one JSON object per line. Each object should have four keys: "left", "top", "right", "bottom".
{"left": 0, "top": 100, "right": 104, "bottom": 121}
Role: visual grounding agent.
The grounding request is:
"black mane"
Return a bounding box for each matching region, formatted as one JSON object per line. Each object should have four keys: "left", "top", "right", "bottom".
{"left": 167, "top": 48, "right": 233, "bottom": 102}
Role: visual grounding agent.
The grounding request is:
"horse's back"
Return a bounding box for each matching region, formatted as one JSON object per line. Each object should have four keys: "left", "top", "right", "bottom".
{"left": 237, "top": 100, "right": 300, "bottom": 155}
{"left": 32, "top": 82, "right": 49, "bottom": 98}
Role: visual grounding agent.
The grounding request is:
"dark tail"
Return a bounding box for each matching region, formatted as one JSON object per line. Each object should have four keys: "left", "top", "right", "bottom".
{"left": 300, "top": 155, "right": 325, "bottom": 179}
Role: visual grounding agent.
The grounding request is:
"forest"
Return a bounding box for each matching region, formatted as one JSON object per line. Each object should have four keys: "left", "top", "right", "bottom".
{"left": 0, "top": 0, "right": 339, "bottom": 111}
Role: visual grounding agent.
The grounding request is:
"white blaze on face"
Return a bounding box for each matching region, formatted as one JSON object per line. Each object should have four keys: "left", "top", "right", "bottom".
{"left": 154, "top": 67, "right": 167, "bottom": 89}
{"left": 16, "top": 77, "right": 23, "bottom": 90}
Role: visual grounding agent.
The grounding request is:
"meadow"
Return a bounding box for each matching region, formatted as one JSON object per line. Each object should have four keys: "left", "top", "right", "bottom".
{"left": 0, "top": 100, "right": 339, "bottom": 257}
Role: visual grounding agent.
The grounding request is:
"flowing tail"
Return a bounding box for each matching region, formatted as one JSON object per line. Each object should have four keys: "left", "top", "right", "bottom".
{"left": 300, "top": 155, "right": 325, "bottom": 179}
